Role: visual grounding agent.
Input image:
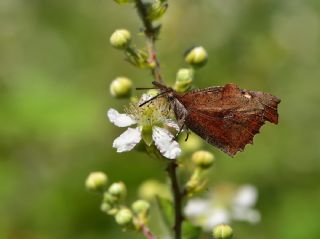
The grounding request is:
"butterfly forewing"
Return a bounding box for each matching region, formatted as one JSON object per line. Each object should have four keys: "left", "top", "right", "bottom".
{"left": 174, "top": 83, "right": 280, "bottom": 156}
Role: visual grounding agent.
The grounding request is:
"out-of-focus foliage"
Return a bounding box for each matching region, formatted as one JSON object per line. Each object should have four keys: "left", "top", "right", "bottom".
{"left": 1, "top": 0, "right": 320, "bottom": 238}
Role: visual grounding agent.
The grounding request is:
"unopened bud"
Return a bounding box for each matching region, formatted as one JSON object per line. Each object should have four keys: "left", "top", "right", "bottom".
{"left": 110, "top": 29, "right": 131, "bottom": 49}
{"left": 213, "top": 224, "right": 233, "bottom": 239}
{"left": 85, "top": 172, "right": 108, "bottom": 192}
{"left": 100, "top": 202, "right": 112, "bottom": 213}
{"left": 132, "top": 200, "right": 150, "bottom": 214}
{"left": 185, "top": 46, "right": 208, "bottom": 68}
{"left": 110, "top": 77, "right": 133, "bottom": 98}
{"left": 108, "top": 182, "right": 127, "bottom": 200}
{"left": 138, "top": 180, "right": 171, "bottom": 200}
{"left": 174, "top": 68, "right": 194, "bottom": 93}
{"left": 192, "top": 150, "right": 215, "bottom": 169}
{"left": 147, "top": 0, "right": 168, "bottom": 21}
{"left": 115, "top": 208, "right": 133, "bottom": 226}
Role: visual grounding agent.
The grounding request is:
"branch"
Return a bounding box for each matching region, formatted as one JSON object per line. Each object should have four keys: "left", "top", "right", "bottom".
{"left": 134, "top": 0, "right": 163, "bottom": 83}
{"left": 167, "top": 161, "right": 184, "bottom": 239}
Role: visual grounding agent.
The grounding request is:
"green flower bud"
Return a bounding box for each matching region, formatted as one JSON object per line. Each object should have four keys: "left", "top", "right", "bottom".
{"left": 100, "top": 202, "right": 112, "bottom": 213}
{"left": 113, "top": 0, "right": 134, "bottom": 4}
{"left": 115, "top": 208, "right": 133, "bottom": 226}
{"left": 192, "top": 150, "right": 215, "bottom": 169}
{"left": 138, "top": 180, "right": 171, "bottom": 200}
{"left": 185, "top": 46, "right": 208, "bottom": 68}
{"left": 110, "top": 77, "right": 133, "bottom": 98}
{"left": 110, "top": 29, "right": 131, "bottom": 49}
{"left": 174, "top": 68, "right": 194, "bottom": 93}
{"left": 132, "top": 200, "right": 150, "bottom": 214}
{"left": 85, "top": 172, "right": 108, "bottom": 192}
{"left": 213, "top": 224, "right": 233, "bottom": 239}
{"left": 147, "top": 0, "right": 168, "bottom": 21}
{"left": 108, "top": 182, "right": 127, "bottom": 200}
{"left": 181, "top": 134, "right": 203, "bottom": 153}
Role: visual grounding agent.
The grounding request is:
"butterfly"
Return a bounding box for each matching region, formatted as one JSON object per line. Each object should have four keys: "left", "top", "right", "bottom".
{"left": 141, "top": 81, "right": 280, "bottom": 157}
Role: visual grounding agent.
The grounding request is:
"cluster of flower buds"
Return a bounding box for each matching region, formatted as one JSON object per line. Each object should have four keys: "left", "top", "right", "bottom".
{"left": 185, "top": 150, "right": 215, "bottom": 196}
{"left": 110, "top": 29, "right": 150, "bottom": 68}
{"left": 85, "top": 172, "right": 151, "bottom": 231}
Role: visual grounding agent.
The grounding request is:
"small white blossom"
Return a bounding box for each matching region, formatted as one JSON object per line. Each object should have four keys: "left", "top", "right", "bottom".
{"left": 184, "top": 184, "right": 260, "bottom": 231}
{"left": 107, "top": 94, "right": 181, "bottom": 159}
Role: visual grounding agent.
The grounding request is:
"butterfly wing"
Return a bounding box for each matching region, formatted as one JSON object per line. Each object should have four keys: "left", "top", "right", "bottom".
{"left": 176, "top": 83, "right": 280, "bottom": 156}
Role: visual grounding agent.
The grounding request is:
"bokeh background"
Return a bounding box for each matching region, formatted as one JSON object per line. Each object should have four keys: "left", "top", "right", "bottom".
{"left": 1, "top": 0, "right": 320, "bottom": 238}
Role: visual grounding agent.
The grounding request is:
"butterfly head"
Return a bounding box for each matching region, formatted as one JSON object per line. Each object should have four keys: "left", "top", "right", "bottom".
{"left": 152, "top": 81, "right": 176, "bottom": 99}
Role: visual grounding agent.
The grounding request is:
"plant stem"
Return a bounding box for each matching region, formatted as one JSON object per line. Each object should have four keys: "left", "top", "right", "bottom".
{"left": 135, "top": 0, "right": 163, "bottom": 83}
{"left": 134, "top": 2, "right": 183, "bottom": 238}
{"left": 167, "top": 161, "right": 184, "bottom": 239}
{"left": 141, "top": 224, "right": 157, "bottom": 239}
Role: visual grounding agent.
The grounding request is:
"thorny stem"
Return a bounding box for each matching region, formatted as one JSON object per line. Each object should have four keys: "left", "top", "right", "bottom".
{"left": 167, "top": 161, "right": 184, "bottom": 239}
{"left": 135, "top": 0, "right": 163, "bottom": 83}
{"left": 135, "top": 1, "right": 184, "bottom": 238}
{"left": 142, "top": 225, "right": 157, "bottom": 239}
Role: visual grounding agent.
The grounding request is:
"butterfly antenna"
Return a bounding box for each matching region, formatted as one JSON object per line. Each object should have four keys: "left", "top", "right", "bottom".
{"left": 139, "top": 90, "right": 169, "bottom": 107}
{"left": 136, "top": 87, "right": 155, "bottom": 90}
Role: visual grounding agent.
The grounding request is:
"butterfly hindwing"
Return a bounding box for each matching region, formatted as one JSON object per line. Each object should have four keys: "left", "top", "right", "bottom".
{"left": 175, "top": 83, "right": 280, "bottom": 156}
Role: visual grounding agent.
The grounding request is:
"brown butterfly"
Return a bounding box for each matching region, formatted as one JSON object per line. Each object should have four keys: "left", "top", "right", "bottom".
{"left": 141, "top": 81, "right": 280, "bottom": 157}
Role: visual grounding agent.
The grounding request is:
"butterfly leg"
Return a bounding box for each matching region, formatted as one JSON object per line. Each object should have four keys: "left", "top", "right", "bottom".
{"left": 185, "top": 129, "right": 190, "bottom": 141}
{"left": 174, "top": 122, "right": 185, "bottom": 140}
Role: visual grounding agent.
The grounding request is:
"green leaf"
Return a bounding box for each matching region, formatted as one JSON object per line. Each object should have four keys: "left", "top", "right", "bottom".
{"left": 156, "top": 196, "right": 174, "bottom": 229}
{"left": 182, "top": 220, "right": 202, "bottom": 239}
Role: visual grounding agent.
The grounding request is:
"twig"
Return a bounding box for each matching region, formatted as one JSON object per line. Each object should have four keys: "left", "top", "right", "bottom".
{"left": 141, "top": 224, "right": 157, "bottom": 239}
{"left": 167, "top": 161, "right": 184, "bottom": 239}
{"left": 134, "top": 0, "right": 163, "bottom": 83}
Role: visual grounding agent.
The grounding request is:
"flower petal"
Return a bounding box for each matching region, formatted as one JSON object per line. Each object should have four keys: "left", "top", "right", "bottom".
{"left": 139, "top": 93, "right": 153, "bottom": 105}
{"left": 107, "top": 108, "right": 136, "bottom": 127}
{"left": 152, "top": 126, "right": 181, "bottom": 159}
{"left": 232, "top": 208, "right": 261, "bottom": 224}
{"left": 233, "top": 185, "right": 258, "bottom": 208}
{"left": 165, "top": 119, "right": 180, "bottom": 131}
{"left": 113, "top": 127, "right": 141, "bottom": 152}
{"left": 184, "top": 199, "right": 209, "bottom": 217}
{"left": 205, "top": 208, "right": 230, "bottom": 229}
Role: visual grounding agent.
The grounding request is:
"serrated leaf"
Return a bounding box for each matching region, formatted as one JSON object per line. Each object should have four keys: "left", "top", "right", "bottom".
{"left": 182, "top": 220, "right": 202, "bottom": 239}
{"left": 156, "top": 195, "right": 174, "bottom": 229}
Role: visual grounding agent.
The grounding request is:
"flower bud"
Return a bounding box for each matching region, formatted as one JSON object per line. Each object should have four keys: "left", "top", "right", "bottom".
{"left": 110, "top": 29, "right": 131, "bottom": 49}
{"left": 174, "top": 68, "right": 194, "bottom": 93}
{"left": 213, "top": 224, "right": 233, "bottom": 239}
{"left": 138, "top": 180, "right": 171, "bottom": 200}
{"left": 85, "top": 172, "right": 108, "bottom": 192}
{"left": 146, "top": 0, "right": 168, "bottom": 21}
{"left": 110, "top": 77, "right": 133, "bottom": 98}
{"left": 185, "top": 46, "right": 208, "bottom": 68}
{"left": 132, "top": 200, "right": 150, "bottom": 214}
{"left": 192, "top": 150, "right": 215, "bottom": 169}
{"left": 113, "top": 0, "right": 134, "bottom": 4}
{"left": 108, "top": 182, "right": 127, "bottom": 200}
{"left": 115, "top": 208, "right": 133, "bottom": 226}
{"left": 100, "top": 202, "right": 112, "bottom": 213}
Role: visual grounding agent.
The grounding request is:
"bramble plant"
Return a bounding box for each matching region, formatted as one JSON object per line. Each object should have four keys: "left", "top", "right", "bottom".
{"left": 84, "top": 1, "right": 264, "bottom": 238}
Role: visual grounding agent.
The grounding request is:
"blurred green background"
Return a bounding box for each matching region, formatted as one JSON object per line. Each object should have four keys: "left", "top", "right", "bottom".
{"left": 1, "top": 0, "right": 320, "bottom": 238}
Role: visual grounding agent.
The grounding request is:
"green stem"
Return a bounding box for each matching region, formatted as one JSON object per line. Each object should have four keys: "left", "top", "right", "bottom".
{"left": 134, "top": 0, "right": 163, "bottom": 83}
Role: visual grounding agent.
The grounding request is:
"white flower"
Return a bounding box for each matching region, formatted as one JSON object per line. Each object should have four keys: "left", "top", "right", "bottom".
{"left": 107, "top": 94, "right": 181, "bottom": 159}
{"left": 184, "top": 184, "right": 261, "bottom": 231}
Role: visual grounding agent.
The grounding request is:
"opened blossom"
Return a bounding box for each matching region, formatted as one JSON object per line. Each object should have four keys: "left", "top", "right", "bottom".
{"left": 185, "top": 184, "right": 260, "bottom": 231}
{"left": 107, "top": 94, "right": 181, "bottom": 159}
